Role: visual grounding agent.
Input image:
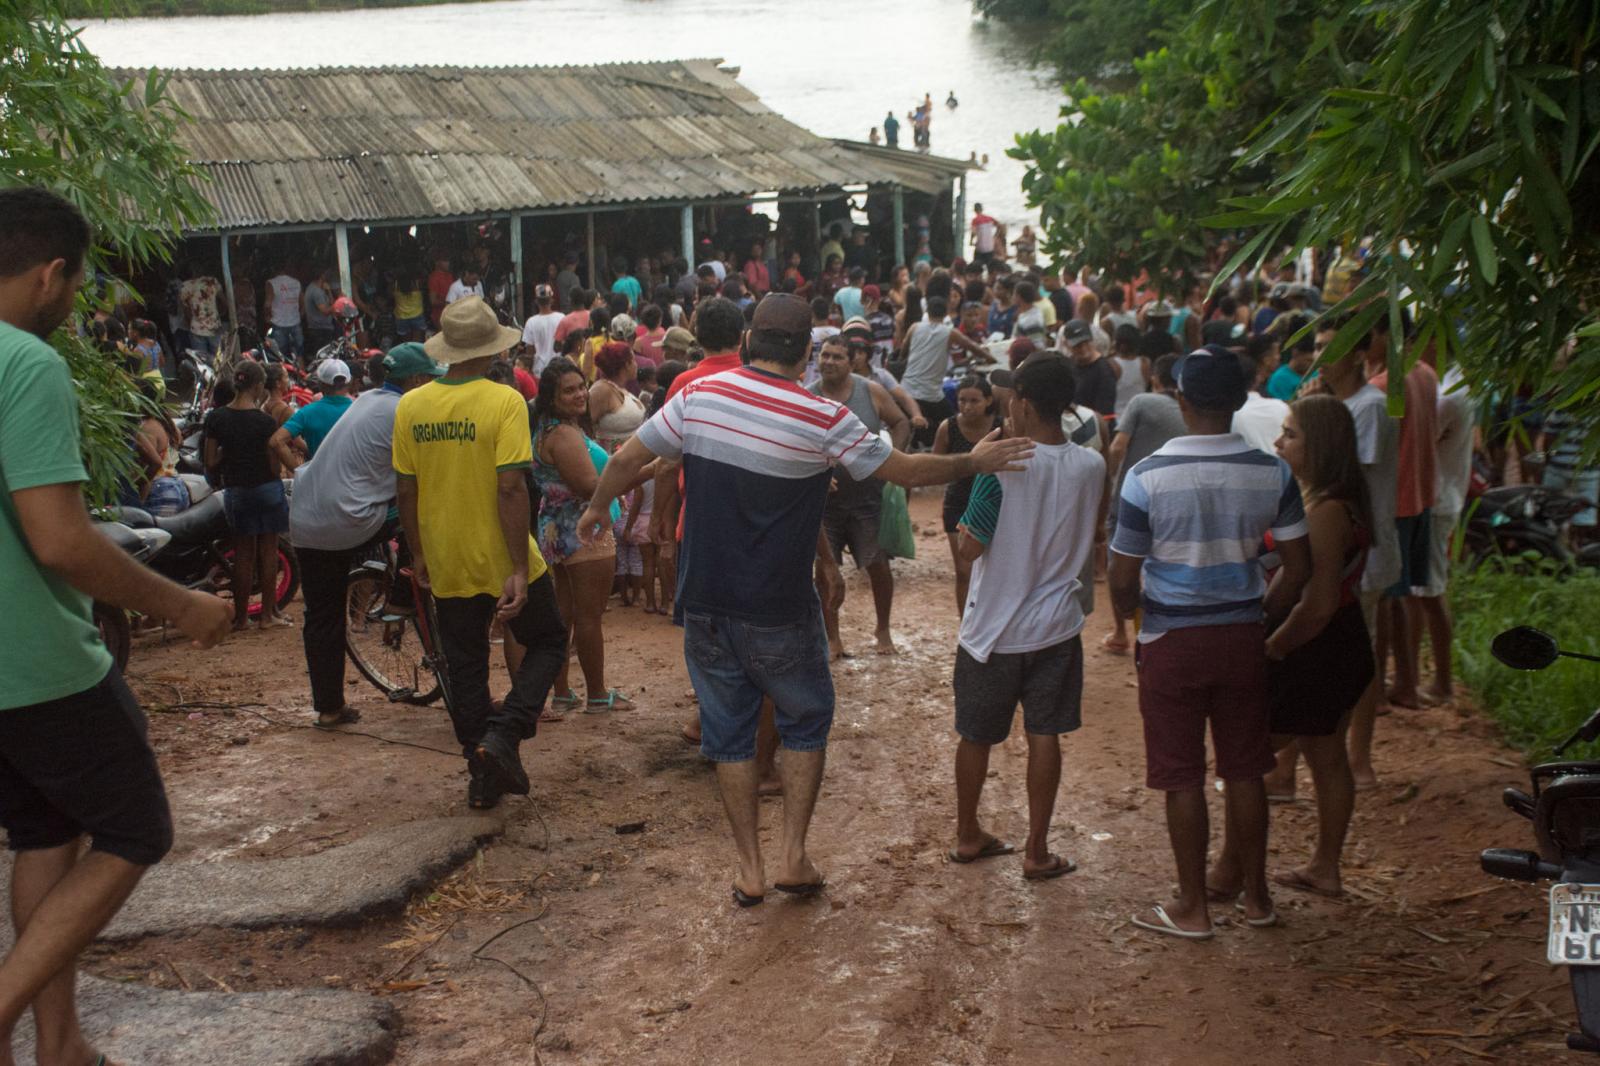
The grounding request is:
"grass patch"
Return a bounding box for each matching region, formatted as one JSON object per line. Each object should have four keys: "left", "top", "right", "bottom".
{"left": 1452, "top": 558, "right": 1600, "bottom": 757}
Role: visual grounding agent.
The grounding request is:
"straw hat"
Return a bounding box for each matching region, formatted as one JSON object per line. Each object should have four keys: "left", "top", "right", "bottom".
{"left": 424, "top": 296, "right": 522, "bottom": 365}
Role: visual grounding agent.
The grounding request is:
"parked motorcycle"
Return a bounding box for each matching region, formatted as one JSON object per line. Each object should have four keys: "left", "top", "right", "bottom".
{"left": 93, "top": 520, "right": 172, "bottom": 669}
{"left": 1481, "top": 625, "right": 1600, "bottom": 1052}
{"left": 1462, "top": 485, "right": 1600, "bottom": 571}
{"left": 116, "top": 476, "right": 300, "bottom": 619}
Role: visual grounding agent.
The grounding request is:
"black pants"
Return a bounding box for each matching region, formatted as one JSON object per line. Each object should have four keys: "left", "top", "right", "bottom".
{"left": 434, "top": 573, "right": 566, "bottom": 753}
{"left": 298, "top": 543, "right": 361, "bottom": 717}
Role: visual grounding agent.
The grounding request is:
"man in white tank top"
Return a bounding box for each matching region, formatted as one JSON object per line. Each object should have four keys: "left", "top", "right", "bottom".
{"left": 264, "top": 263, "right": 303, "bottom": 360}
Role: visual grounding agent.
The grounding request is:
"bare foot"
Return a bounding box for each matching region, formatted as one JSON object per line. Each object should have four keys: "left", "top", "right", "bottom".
{"left": 776, "top": 855, "right": 824, "bottom": 890}
{"left": 829, "top": 645, "right": 854, "bottom": 662}
{"left": 874, "top": 629, "right": 898, "bottom": 655}
{"left": 1353, "top": 769, "right": 1378, "bottom": 792}
{"left": 1274, "top": 866, "right": 1343, "bottom": 898}
{"left": 1425, "top": 685, "right": 1453, "bottom": 705}
{"left": 1100, "top": 632, "right": 1130, "bottom": 655}
{"left": 1385, "top": 686, "right": 1428, "bottom": 709}
{"left": 231, "top": 618, "right": 251, "bottom": 632}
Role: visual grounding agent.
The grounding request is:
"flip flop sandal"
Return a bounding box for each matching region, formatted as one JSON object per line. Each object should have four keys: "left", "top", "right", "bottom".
{"left": 549, "top": 690, "right": 581, "bottom": 710}
{"left": 1130, "top": 904, "right": 1215, "bottom": 940}
{"left": 774, "top": 879, "right": 826, "bottom": 897}
{"left": 732, "top": 884, "right": 764, "bottom": 908}
{"left": 1272, "top": 869, "right": 1344, "bottom": 899}
{"left": 1023, "top": 855, "right": 1077, "bottom": 881}
{"left": 314, "top": 707, "right": 362, "bottom": 730}
{"left": 947, "top": 838, "right": 1016, "bottom": 864}
{"left": 585, "top": 689, "right": 633, "bottom": 713}
{"left": 538, "top": 706, "right": 566, "bottom": 723}
{"left": 1234, "top": 903, "right": 1281, "bottom": 928}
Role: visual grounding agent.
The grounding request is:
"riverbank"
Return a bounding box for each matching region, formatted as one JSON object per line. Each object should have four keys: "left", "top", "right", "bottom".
{"left": 71, "top": 0, "right": 480, "bottom": 17}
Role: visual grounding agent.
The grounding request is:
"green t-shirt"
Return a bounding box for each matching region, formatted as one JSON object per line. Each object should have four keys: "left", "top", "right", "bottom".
{"left": 0, "top": 321, "right": 113, "bottom": 708}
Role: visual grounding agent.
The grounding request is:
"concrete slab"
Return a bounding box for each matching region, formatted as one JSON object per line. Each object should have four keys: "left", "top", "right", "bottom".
{"left": 17, "top": 977, "right": 397, "bottom": 1066}
{"left": 100, "top": 815, "right": 502, "bottom": 939}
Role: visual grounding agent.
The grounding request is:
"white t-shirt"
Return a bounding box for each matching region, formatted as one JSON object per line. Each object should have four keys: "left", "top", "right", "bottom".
{"left": 958, "top": 441, "right": 1106, "bottom": 662}
{"left": 1435, "top": 365, "right": 1474, "bottom": 516}
{"left": 445, "top": 279, "right": 484, "bottom": 305}
{"left": 1344, "top": 383, "right": 1401, "bottom": 591}
{"left": 521, "top": 311, "right": 564, "bottom": 374}
{"left": 267, "top": 274, "right": 302, "bottom": 328}
{"left": 972, "top": 215, "right": 998, "bottom": 255}
{"left": 289, "top": 387, "right": 403, "bottom": 551}
{"left": 1232, "top": 393, "right": 1290, "bottom": 455}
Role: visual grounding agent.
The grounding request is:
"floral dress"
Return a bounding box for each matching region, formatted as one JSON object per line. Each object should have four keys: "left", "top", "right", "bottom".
{"left": 532, "top": 417, "right": 619, "bottom": 565}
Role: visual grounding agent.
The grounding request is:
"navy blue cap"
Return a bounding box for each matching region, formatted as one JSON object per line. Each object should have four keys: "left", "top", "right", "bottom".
{"left": 1175, "top": 344, "right": 1249, "bottom": 412}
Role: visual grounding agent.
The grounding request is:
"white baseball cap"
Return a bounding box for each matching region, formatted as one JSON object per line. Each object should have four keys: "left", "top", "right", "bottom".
{"left": 314, "top": 358, "right": 351, "bottom": 385}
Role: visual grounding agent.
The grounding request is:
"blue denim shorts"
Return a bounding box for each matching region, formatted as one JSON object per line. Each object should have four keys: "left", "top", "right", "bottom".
{"left": 683, "top": 609, "right": 834, "bottom": 762}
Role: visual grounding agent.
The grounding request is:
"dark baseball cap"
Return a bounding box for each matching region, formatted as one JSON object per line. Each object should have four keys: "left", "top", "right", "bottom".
{"left": 1061, "top": 319, "right": 1093, "bottom": 346}
{"left": 751, "top": 292, "right": 812, "bottom": 336}
{"left": 1175, "top": 344, "right": 1249, "bottom": 412}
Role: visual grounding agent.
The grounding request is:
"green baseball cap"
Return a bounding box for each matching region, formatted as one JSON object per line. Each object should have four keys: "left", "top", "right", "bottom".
{"left": 383, "top": 342, "right": 445, "bottom": 379}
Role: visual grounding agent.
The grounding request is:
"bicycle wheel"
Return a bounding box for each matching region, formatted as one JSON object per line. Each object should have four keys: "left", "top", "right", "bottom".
{"left": 344, "top": 570, "right": 443, "bottom": 705}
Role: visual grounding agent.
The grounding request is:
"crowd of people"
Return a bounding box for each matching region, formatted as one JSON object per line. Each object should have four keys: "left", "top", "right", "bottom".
{"left": 0, "top": 180, "right": 1567, "bottom": 1061}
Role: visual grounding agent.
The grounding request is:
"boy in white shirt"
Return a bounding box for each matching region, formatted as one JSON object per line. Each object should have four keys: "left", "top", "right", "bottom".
{"left": 947, "top": 354, "right": 1105, "bottom": 880}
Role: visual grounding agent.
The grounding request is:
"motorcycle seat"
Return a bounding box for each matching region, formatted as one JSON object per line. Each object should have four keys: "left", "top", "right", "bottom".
{"left": 150, "top": 493, "right": 225, "bottom": 542}
{"left": 115, "top": 505, "right": 156, "bottom": 530}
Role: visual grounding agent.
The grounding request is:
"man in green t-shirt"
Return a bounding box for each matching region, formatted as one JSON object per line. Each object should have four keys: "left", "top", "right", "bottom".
{"left": 0, "top": 188, "right": 232, "bottom": 1065}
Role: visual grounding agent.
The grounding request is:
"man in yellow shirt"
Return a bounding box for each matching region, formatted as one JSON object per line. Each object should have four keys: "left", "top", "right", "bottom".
{"left": 394, "top": 296, "right": 566, "bottom": 809}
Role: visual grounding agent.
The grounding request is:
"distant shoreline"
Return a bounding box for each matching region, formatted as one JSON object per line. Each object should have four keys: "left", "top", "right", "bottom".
{"left": 72, "top": 0, "right": 484, "bottom": 17}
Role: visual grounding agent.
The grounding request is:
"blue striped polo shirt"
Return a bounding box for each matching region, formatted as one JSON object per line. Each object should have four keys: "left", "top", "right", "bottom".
{"left": 1110, "top": 433, "right": 1307, "bottom": 638}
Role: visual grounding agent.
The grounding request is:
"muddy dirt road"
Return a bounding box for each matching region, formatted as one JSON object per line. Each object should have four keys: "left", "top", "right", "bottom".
{"left": 99, "top": 491, "right": 1571, "bottom": 1064}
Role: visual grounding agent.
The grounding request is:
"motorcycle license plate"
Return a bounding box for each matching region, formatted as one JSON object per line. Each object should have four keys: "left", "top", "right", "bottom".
{"left": 1549, "top": 884, "right": 1600, "bottom": 965}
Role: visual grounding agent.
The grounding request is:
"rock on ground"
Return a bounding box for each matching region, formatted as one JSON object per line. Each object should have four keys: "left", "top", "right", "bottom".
{"left": 17, "top": 977, "right": 397, "bottom": 1066}
{"left": 101, "top": 815, "right": 502, "bottom": 939}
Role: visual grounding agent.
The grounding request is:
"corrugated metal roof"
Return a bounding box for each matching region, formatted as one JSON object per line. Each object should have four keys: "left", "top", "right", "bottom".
{"left": 110, "top": 61, "right": 972, "bottom": 231}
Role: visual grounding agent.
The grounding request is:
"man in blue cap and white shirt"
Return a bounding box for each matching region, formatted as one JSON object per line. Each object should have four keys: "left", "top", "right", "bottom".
{"left": 1109, "top": 344, "right": 1311, "bottom": 940}
{"left": 288, "top": 343, "right": 444, "bottom": 729}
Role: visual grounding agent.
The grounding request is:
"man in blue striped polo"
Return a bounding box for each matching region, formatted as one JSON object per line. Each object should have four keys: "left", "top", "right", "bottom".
{"left": 1109, "top": 344, "right": 1312, "bottom": 940}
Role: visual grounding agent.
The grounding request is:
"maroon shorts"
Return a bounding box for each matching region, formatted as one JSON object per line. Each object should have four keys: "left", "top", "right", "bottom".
{"left": 1136, "top": 623, "right": 1274, "bottom": 791}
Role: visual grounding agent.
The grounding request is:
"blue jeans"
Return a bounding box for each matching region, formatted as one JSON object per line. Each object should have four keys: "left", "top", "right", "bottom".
{"left": 683, "top": 609, "right": 833, "bottom": 762}
{"left": 190, "top": 333, "right": 218, "bottom": 356}
{"left": 268, "top": 323, "right": 303, "bottom": 360}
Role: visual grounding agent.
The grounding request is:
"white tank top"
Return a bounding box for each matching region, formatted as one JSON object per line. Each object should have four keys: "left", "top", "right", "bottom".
{"left": 268, "top": 275, "right": 302, "bottom": 328}
{"left": 1112, "top": 355, "right": 1145, "bottom": 416}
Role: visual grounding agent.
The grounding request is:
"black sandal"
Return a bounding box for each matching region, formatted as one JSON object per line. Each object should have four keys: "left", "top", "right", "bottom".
{"left": 314, "top": 707, "right": 362, "bottom": 730}
{"left": 732, "top": 884, "right": 764, "bottom": 908}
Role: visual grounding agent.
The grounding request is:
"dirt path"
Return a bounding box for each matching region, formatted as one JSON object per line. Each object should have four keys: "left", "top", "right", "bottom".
{"left": 101, "top": 491, "right": 1571, "bottom": 1063}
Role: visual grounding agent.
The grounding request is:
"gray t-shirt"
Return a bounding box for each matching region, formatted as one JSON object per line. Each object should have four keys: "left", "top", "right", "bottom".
{"left": 1344, "top": 383, "right": 1401, "bottom": 591}
{"left": 304, "top": 282, "right": 334, "bottom": 330}
{"left": 902, "top": 318, "right": 954, "bottom": 402}
{"left": 289, "top": 387, "right": 403, "bottom": 551}
{"left": 1113, "top": 392, "right": 1186, "bottom": 496}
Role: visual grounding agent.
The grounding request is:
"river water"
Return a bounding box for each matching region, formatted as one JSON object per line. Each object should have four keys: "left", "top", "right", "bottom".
{"left": 76, "top": 0, "right": 1062, "bottom": 235}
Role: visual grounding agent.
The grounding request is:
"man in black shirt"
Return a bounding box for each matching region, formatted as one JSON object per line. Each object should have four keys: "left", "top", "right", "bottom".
{"left": 1061, "top": 319, "right": 1117, "bottom": 416}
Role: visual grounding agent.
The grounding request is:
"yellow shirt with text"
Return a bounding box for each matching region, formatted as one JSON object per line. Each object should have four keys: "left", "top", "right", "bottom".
{"left": 392, "top": 377, "right": 547, "bottom": 599}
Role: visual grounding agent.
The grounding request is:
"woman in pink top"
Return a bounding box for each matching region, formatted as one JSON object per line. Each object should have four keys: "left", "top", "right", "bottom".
{"left": 633, "top": 304, "right": 667, "bottom": 368}
{"left": 742, "top": 240, "right": 771, "bottom": 296}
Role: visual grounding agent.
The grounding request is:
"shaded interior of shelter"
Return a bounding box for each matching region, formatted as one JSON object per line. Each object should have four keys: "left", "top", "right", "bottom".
{"left": 106, "top": 60, "right": 973, "bottom": 333}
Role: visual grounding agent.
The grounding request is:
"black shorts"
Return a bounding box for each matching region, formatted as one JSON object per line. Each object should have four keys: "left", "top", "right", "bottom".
{"left": 1387, "top": 510, "right": 1432, "bottom": 597}
{"left": 822, "top": 493, "right": 884, "bottom": 569}
{"left": 954, "top": 635, "right": 1083, "bottom": 745}
{"left": 0, "top": 669, "right": 173, "bottom": 866}
{"left": 1268, "top": 603, "right": 1375, "bottom": 736}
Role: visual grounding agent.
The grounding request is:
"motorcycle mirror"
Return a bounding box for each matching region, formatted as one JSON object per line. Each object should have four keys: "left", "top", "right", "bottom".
{"left": 1492, "top": 626, "right": 1560, "bottom": 670}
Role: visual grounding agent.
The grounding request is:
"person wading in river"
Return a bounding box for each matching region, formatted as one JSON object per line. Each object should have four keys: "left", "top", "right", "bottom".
{"left": 577, "top": 293, "right": 1033, "bottom": 906}
{"left": 0, "top": 187, "right": 232, "bottom": 1066}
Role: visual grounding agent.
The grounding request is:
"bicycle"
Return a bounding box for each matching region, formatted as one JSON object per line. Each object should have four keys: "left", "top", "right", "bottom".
{"left": 344, "top": 535, "right": 451, "bottom": 708}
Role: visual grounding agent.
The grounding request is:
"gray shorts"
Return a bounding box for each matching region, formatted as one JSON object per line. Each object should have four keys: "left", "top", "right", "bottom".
{"left": 954, "top": 635, "right": 1084, "bottom": 745}
{"left": 823, "top": 492, "right": 883, "bottom": 569}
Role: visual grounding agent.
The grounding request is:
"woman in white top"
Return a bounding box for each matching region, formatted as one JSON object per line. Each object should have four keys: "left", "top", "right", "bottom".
{"left": 1109, "top": 322, "right": 1151, "bottom": 416}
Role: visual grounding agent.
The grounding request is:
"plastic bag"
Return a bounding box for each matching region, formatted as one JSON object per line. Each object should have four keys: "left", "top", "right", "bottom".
{"left": 878, "top": 482, "right": 916, "bottom": 560}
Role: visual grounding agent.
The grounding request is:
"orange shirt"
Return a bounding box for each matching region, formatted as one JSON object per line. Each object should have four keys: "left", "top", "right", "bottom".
{"left": 1370, "top": 361, "right": 1438, "bottom": 518}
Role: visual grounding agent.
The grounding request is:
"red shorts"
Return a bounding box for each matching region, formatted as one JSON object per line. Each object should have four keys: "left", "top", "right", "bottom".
{"left": 1136, "top": 623, "right": 1274, "bottom": 791}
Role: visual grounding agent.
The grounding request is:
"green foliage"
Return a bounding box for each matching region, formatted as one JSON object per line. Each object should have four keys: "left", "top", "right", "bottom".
{"left": 3, "top": 0, "right": 212, "bottom": 504}
{"left": 1453, "top": 559, "right": 1600, "bottom": 757}
{"left": 973, "top": 0, "right": 1174, "bottom": 83}
{"left": 1225, "top": 0, "right": 1600, "bottom": 418}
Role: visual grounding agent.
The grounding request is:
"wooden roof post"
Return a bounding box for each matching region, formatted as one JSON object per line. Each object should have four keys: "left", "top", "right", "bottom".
{"left": 892, "top": 185, "right": 906, "bottom": 268}
{"left": 511, "top": 212, "right": 525, "bottom": 322}
{"left": 220, "top": 232, "right": 237, "bottom": 352}
{"left": 955, "top": 173, "right": 967, "bottom": 262}
{"left": 334, "top": 223, "right": 353, "bottom": 302}
{"left": 586, "top": 212, "right": 596, "bottom": 289}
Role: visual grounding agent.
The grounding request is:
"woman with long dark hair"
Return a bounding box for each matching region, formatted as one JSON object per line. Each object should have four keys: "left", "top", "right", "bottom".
{"left": 1210, "top": 393, "right": 1373, "bottom": 908}
{"left": 204, "top": 359, "right": 289, "bottom": 630}
{"left": 532, "top": 357, "right": 633, "bottom": 713}
{"left": 932, "top": 375, "right": 1000, "bottom": 614}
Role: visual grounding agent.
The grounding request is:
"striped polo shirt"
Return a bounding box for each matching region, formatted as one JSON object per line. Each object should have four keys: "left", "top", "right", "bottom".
{"left": 1110, "top": 433, "right": 1307, "bottom": 639}
{"left": 636, "top": 366, "right": 892, "bottom": 624}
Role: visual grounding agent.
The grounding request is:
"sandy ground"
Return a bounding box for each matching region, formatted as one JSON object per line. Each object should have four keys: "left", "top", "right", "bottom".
{"left": 94, "top": 491, "right": 1573, "bottom": 1064}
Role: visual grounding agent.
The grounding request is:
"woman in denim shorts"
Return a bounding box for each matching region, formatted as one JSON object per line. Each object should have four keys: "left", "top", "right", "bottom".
{"left": 203, "top": 360, "right": 291, "bottom": 630}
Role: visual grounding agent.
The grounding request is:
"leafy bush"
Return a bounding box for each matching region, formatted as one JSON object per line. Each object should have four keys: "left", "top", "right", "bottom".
{"left": 1452, "top": 559, "right": 1600, "bottom": 756}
